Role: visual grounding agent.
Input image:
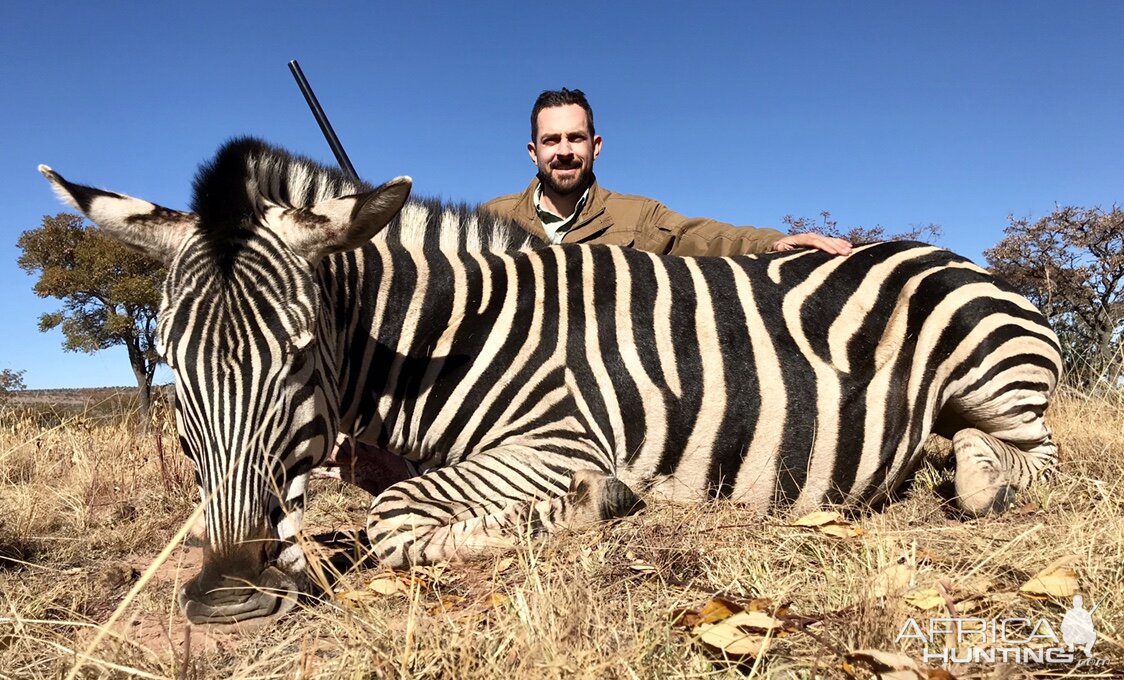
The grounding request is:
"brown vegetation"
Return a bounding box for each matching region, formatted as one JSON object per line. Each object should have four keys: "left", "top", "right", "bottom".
{"left": 1, "top": 391, "right": 1121, "bottom": 678}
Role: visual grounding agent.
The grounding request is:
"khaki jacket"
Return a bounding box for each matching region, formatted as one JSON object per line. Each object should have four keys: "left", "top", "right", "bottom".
{"left": 481, "top": 178, "right": 784, "bottom": 256}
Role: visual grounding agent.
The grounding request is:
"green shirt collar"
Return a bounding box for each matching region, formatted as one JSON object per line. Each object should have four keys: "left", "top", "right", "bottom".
{"left": 534, "top": 182, "right": 590, "bottom": 245}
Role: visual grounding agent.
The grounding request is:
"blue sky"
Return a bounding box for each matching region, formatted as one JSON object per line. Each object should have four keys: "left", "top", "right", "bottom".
{"left": 2, "top": 2, "right": 1122, "bottom": 389}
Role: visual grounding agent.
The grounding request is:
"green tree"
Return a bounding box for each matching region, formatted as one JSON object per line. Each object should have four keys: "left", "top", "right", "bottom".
{"left": 17, "top": 213, "right": 165, "bottom": 418}
{"left": 985, "top": 206, "right": 1124, "bottom": 388}
{"left": 0, "top": 368, "right": 26, "bottom": 407}
{"left": 782, "top": 211, "right": 942, "bottom": 244}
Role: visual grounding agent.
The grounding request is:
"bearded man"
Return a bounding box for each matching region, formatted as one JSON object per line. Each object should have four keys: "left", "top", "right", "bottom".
{"left": 483, "top": 88, "right": 851, "bottom": 257}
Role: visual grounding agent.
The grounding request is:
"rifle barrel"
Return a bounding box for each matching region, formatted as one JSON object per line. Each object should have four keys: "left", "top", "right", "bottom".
{"left": 288, "top": 60, "right": 360, "bottom": 181}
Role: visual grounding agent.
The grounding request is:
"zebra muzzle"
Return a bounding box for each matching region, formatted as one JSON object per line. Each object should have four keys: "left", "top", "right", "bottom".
{"left": 179, "top": 563, "right": 298, "bottom": 624}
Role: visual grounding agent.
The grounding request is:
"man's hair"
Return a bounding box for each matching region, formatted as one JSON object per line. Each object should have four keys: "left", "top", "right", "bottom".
{"left": 531, "top": 88, "right": 596, "bottom": 142}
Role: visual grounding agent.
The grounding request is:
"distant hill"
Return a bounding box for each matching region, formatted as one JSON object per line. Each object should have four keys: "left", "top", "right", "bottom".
{"left": 6, "top": 385, "right": 174, "bottom": 418}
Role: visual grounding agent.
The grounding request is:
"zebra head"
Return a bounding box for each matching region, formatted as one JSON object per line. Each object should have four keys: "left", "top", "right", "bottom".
{"left": 39, "top": 141, "right": 411, "bottom": 623}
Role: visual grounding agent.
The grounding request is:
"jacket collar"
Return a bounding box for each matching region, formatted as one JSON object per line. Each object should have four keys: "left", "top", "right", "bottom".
{"left": 518, "top": 176, "right": 610, "bottom": 239}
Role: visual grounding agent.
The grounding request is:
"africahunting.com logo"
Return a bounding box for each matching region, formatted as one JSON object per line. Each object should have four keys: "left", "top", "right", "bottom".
{"left": 896, "top": 595, "right": 1106, "bottom": 666}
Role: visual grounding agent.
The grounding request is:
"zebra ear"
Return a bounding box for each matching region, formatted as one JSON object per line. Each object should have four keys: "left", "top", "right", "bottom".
{"left": 279, "top": 176, "right": 412, "bottom": 261}
{"left": 39, "top": 164, "right": 196, "bottom": 264}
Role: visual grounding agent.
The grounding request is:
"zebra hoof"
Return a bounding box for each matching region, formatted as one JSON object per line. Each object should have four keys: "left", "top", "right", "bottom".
{"left": 599, "top": 476, "right": 645, "bottom": 519}
{"left": 179, "top": 565, "right": 298, "bottom": 624}
{"left": 569, "top": 470, "right": 645, "bottom": 522}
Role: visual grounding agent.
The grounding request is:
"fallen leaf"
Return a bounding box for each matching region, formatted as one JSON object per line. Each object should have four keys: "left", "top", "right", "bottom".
{"left": 629, "top": 561, "right": 658, "bottom": 573}
{"left": 674, "top": 595, "right": 797, "bottom": 635}
{"left": 486, "top": 592, "right": 510, "bottom": 608}
{"left": 429, "top": 594, "right": 466, "bottom": 614}
{"left": 367, "top": 574, "right": 406, "bottom": 595}
{"left": 845, "top": 649, "right": 952, "bottom": 679}
{"left": 723, "top": 610, "right": 786, "bottom": 633}
{"left": 699, "top": 597, "right": 741, "bottom": 622}
{"left": 697, "top": 621, "right": 772, "bottom": 658}
{"left": 334, "top": 589, "right": 374, "bottom": 608}
{"left": 903, "top": 588, "right": 945, "bottom": 611}
{"left": 956, "top": 575, "right": 996, "bottom": 595}
{"left": 792, "top": 510, "right": 843, "bottom": 527}
{"left": 494, "top": 557, "right": 515, "bottom": 573}
{"left": 791, "top": 510, "right": 864, "bottom": 538}
{"left": 873, "top": 563, "right": 916, "bottom": 598}
{"left": 822, "top": 523, "right": 865, "bottom": 538}
{"left": 410, "top": 564, "right": 456, "bottom": 585}
{"left": 674, "top": 597, "right": 743, "bottom": 627}
{"left": 954, "top": 595, "right": 989, "bottom": 615}
{"left": 1020, "top": 556, "right": 1079, "bottom": 599}
{"left": 914, "top": 547, "right": 943, "bottom": 564}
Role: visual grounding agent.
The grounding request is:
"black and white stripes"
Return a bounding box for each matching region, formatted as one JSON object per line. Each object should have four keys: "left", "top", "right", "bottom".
{"left": 42, "top": 137, "right": 1062, "bottom": 622}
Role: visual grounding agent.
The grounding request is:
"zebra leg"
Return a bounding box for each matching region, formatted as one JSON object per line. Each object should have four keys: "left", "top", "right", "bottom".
{"left": 952, "top": 427, "right": 1057, "bottom": 516}
{"left": 367, "top": 457, "right": 642, "bottom": 568}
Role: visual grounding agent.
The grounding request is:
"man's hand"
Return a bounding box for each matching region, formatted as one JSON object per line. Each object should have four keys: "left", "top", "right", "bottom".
{"left": 772, "top": 233, "right": 852, "bottom": 256}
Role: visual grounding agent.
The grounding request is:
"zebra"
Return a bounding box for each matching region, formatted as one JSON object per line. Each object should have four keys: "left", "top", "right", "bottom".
{"left": 40, "top": 137, "right": 1061, "bottom": 624}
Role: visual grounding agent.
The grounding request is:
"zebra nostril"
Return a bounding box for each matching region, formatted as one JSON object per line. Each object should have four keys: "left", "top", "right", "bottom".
{"left": 179, "top": 565, "right": 298, "bottom": 624}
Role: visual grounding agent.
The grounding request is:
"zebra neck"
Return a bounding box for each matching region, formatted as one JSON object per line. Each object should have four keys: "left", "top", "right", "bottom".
{"left": 325, "top": 242, "right": 496, "bottom": 455}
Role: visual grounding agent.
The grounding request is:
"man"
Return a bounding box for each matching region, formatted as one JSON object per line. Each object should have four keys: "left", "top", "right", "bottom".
{"left": 483, "top": 88, "right": 851, "bottom": 257}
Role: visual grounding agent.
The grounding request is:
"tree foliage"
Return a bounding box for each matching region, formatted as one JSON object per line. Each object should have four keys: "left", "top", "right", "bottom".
{"left": 985, "top": 206, "right": 1124, "bottom": 387}
{"left": 782, "top": 211, "right": 942, "bottom": 244}
{"left": 16, "top": 213, "right": 165, "bottom": 416}
{"left": 0, "top": 368, "right": 26, "bottom": 406}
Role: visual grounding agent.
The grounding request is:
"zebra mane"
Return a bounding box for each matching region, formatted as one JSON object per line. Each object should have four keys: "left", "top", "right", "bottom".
{"left": 189, "top": 137, "right": 543, "bottom": 266}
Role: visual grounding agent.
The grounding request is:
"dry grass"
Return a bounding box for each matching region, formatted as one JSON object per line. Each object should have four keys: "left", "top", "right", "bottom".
{"left": 1, "top": 392, "right": 1122, "bottom": 679}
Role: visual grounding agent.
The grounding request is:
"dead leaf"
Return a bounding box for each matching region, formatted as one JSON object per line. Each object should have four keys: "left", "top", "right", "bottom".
{"left": 494, "top": 557, "right": 515, "bottom": 573}
{"left": 674, "top": 596, "right": 742, "bottom": 627}
{"left": 723, "top": 610, "right": 786, "bottom": 633}
{"left": 822, "top": 523, "right": 865, "bottom": 538}
{"left": 873, "top": 563, "right": 916, "bottom": 598}
{"left": 956, "top": 575, "right": 996, "bottom": 596}
{"left": 429, "top": 594, "right": 466, "bottom": 615}
{"left": 914, "top": 547, "right": 943, "bottom": 564}
{"left": 903, "top": 588, "right": 945, "bottom": 611}
{"left": 1020, "top": 556, "right": 1079, "bottom": 599}
{"left": 791, "top": 510, "right": 864, "bottom": 538}
{"left": 628, "top": 561, "right": 657, "bottom": 573}
{"left": 845, "top": 649, "right": 954, "bottom": 679}
{"left": 699, "top": 597, "right": 741, "bottom": 621}
{"left": 792, "top": 510, "right": 841, "bottom": 527}
{"left": 410, "top": 564, "right": 458, "bottom": 585}
{"left": 953, "top": 595, "right": 988, "bottom": 615}
{"left": 697, "top": 621, "right": 773, "bottom": 658}
{"left": 486, "top": 592, "right": 510, "bottom": 608}
{"left": 367, "top": 574, "right": 406, "bottom": 595}
{"left": 334, "top": 589, "right": 374, "bottom": 608}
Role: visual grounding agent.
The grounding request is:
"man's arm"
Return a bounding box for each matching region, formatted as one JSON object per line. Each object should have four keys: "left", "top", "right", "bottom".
{"left": 772, "top": 232, "right": 852, "bottom": 255}
{"left": 644, "top": 202, "right": 851, "bottom": 256}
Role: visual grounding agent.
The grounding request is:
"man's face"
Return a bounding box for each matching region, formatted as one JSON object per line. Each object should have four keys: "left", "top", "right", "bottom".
{"left": 528, "top": 104, "right": 602, "bottom": 196}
